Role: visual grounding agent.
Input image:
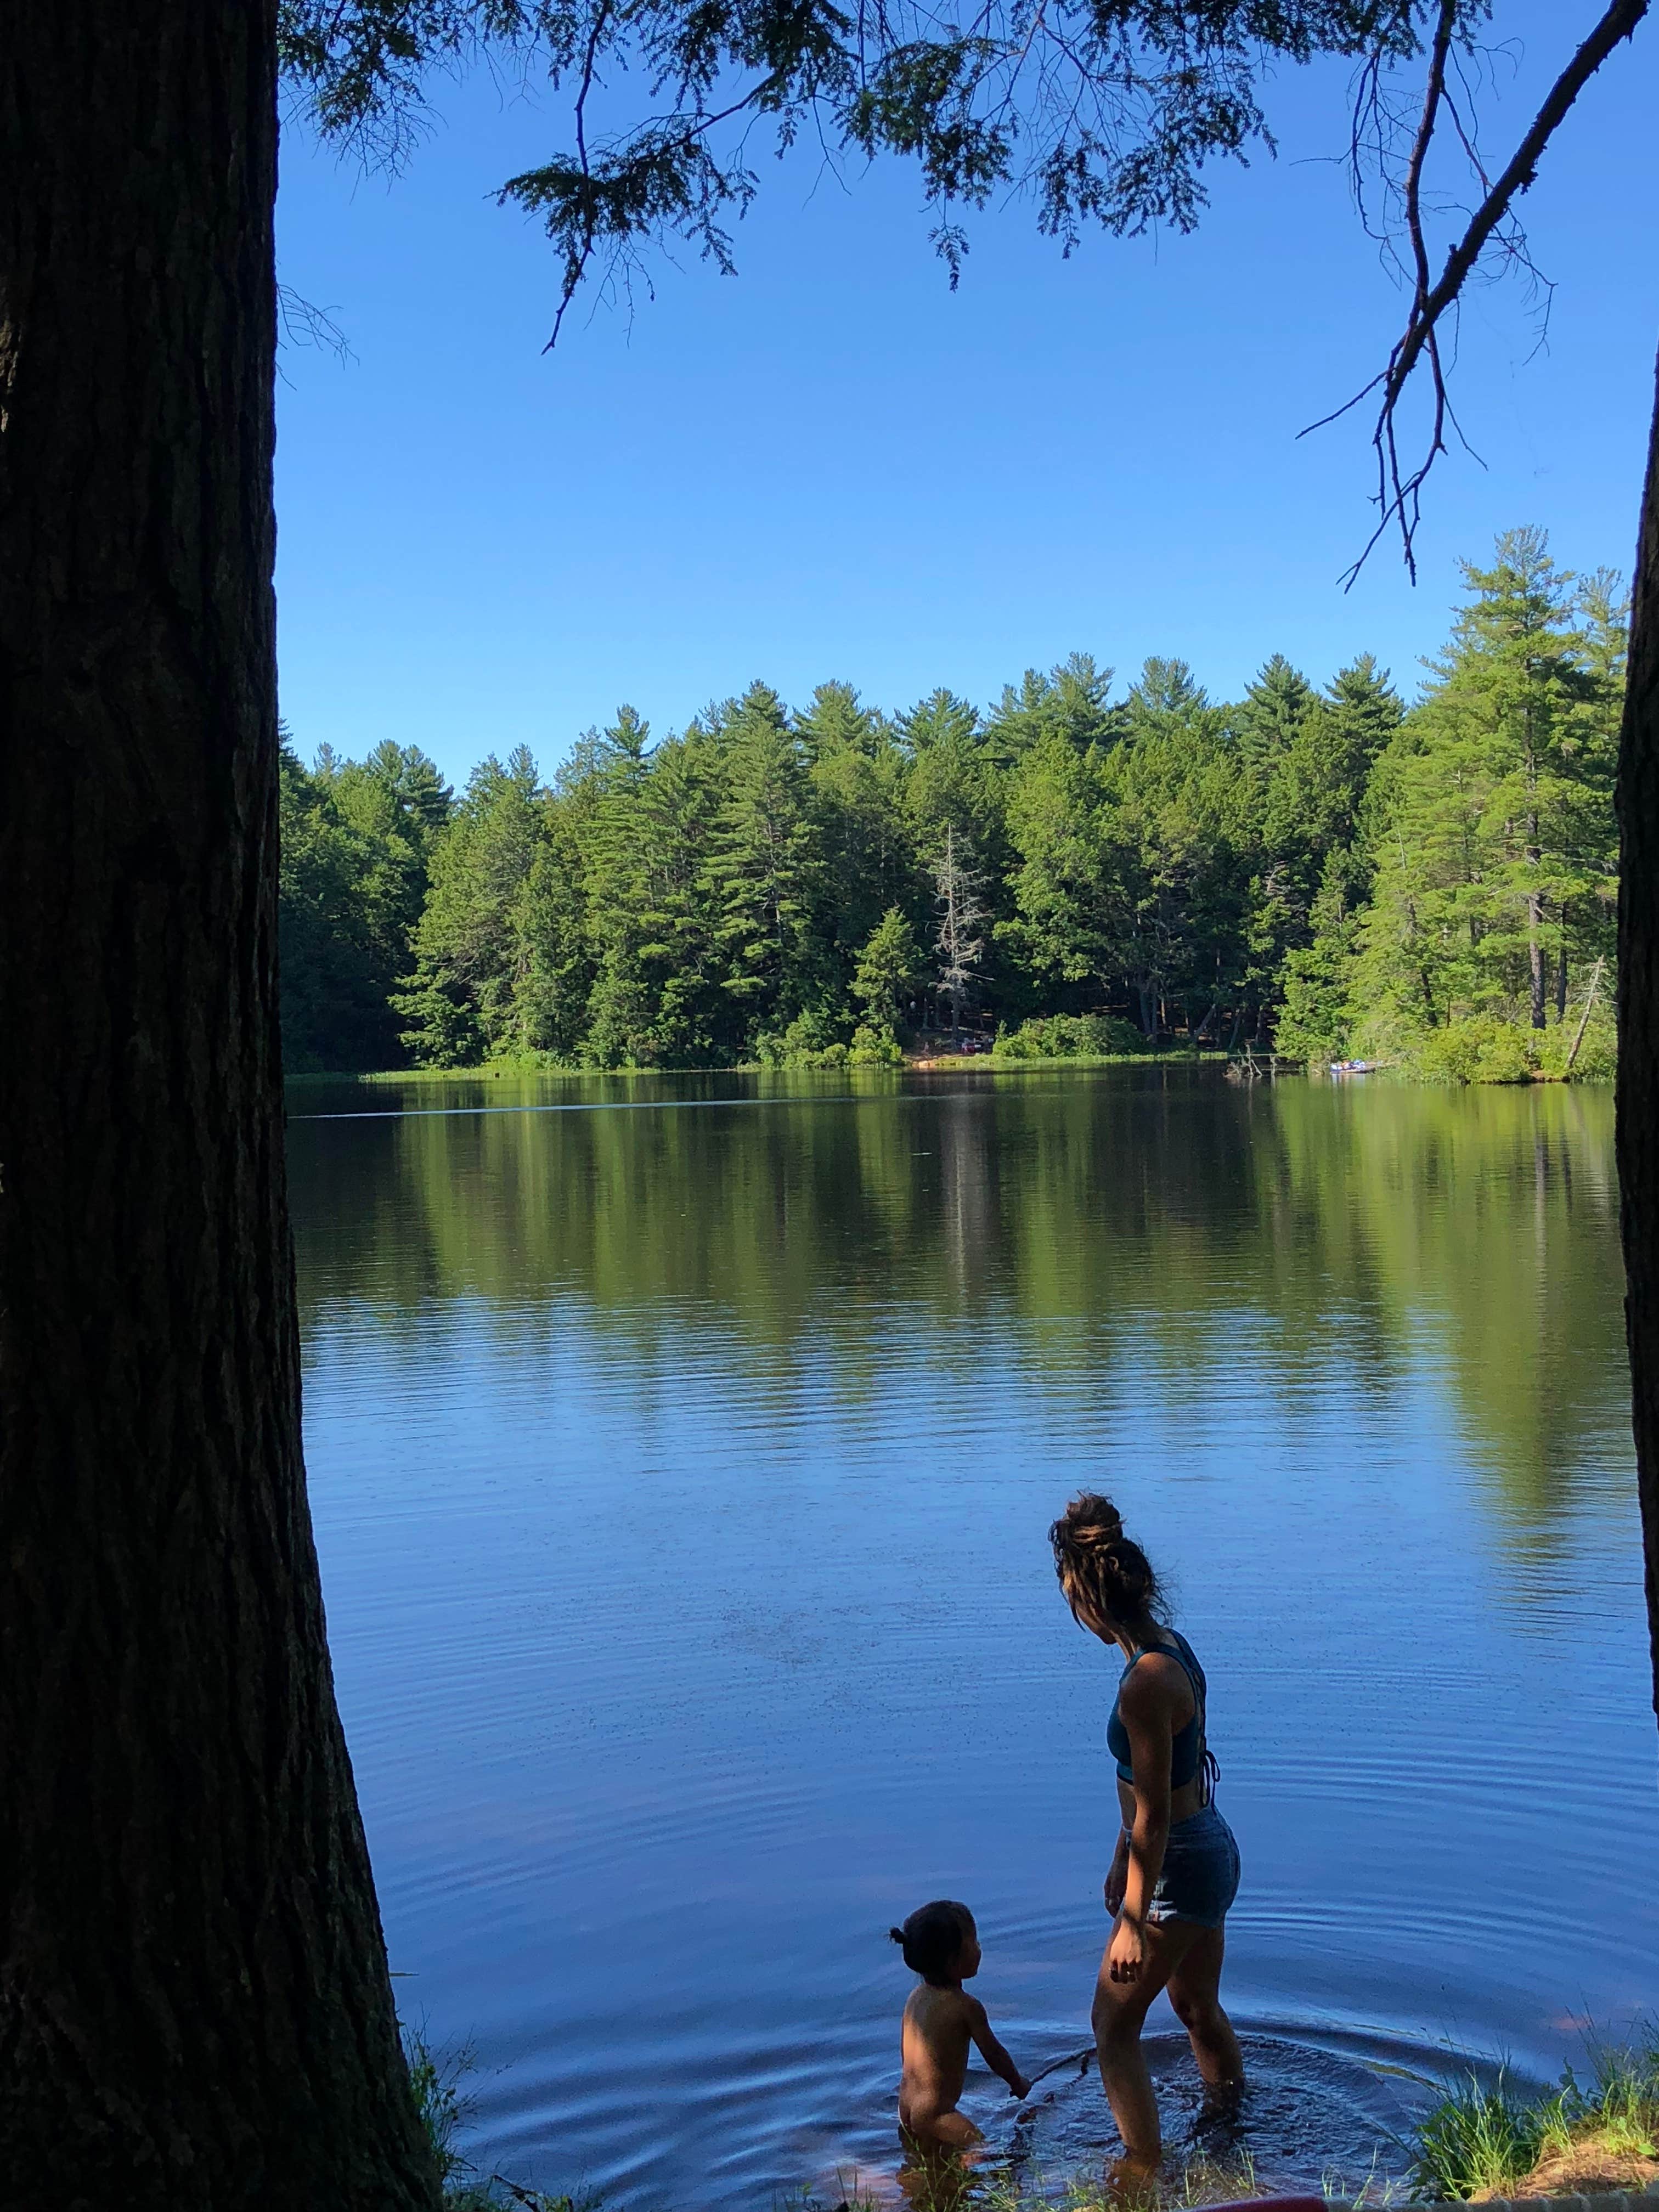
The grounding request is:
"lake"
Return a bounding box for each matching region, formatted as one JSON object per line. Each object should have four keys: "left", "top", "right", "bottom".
{"left": 286, "top": 1065, "right": 1659, "bottom": 2208}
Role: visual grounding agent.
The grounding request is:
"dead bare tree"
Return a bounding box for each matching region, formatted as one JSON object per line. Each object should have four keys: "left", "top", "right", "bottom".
{"left": 934, "top": 825, "right": 988, "bottom": 1048}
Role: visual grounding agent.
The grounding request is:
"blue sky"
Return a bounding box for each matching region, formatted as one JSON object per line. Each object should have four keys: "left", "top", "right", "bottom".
{"left": 274, "top": 8, "right": 1656, "bottom": 790}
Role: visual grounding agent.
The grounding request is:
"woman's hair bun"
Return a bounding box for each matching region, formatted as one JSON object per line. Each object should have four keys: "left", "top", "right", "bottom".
{"left": 1049, "top": 1492, "right": 1160, "bottom": 1629}
{"left": 1063, "top": 1493, "right": 1124, "bottom": 1545}
{"left": 888, "top": 1927, "right": 905, "bottom": 1944}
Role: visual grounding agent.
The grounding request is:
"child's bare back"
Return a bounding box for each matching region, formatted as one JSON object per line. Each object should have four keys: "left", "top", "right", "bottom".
{"left": 889, "top": 1901, "right": 1030, "bottom": 2149}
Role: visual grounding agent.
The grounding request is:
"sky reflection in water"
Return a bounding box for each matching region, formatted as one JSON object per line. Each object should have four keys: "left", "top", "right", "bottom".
{"left": 287, "top": 1068, "right": 1657, "bottom": 2208}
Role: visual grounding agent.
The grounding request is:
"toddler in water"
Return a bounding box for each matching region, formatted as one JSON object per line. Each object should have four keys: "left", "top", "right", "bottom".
{"left": 890, "top": 1901, "right": 1030, "bottom": 2147}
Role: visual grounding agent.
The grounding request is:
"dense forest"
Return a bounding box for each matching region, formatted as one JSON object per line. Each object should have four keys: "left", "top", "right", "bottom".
{"left": 281, "top": 529, "right": 1625, "bottom": 1080}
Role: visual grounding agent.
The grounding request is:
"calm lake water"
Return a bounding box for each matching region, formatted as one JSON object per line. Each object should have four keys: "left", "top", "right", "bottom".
{"left": 286, "top": 1066, "right": 1659, "bottom": 2208}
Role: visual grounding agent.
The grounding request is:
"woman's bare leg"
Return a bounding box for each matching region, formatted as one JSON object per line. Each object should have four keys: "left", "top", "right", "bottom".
{"left": 1165, "top": 1925, "right": 1244, "bottom": 2089}
{"left": 1091, "top": 1918, "right": 1205, "bottom": 2169}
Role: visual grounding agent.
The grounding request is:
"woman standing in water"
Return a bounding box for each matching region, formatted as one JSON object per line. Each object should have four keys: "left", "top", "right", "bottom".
{"left": 1049, "top": 1494, "right": 1244, "bottom": 2175}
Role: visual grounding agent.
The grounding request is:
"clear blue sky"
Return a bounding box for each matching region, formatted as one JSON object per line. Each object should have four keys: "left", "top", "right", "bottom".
{"left": 274, "top": 8, "right": 1656, "bottom": 790}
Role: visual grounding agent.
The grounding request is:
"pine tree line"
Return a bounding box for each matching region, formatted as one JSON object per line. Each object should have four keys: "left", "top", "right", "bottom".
{"left": 279, "top": 530, "right": 1625, "bottom": 1078}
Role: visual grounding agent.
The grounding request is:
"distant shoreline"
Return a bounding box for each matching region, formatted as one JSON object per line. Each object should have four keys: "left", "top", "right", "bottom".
{"left": 284, "top": 1049, "right": 1235, "bottom": 1085}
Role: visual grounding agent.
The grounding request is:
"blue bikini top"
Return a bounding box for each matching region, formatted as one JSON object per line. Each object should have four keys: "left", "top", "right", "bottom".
{"left": 1105, "top": 1627, "right": 1211, "bottom": 1793}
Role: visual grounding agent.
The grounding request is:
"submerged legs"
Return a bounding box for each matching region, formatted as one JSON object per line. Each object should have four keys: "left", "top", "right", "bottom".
{"left": 1166, "top": 1924, "right": 1244, "bottom": 2090}
{"left": 1091, "top": 1917, "right": 1243, "bottom": 2170}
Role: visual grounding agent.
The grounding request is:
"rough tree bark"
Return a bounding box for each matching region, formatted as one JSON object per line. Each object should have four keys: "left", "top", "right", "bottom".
{"left": 1617, "top": 349, "right": 1659, "bottom": 1744}
{"left": 1528, "top": 885, "right": 1547, "bottom": 1029}
{"left": 0, "top": 5, "right": 439, "bottom": 2204}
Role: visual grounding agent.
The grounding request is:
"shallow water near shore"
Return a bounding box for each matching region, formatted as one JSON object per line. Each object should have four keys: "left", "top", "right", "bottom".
{"left": 286, "top": 1066, "right": 1658, "bottom": 2207}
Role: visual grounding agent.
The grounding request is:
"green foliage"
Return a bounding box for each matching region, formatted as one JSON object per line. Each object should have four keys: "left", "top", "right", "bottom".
{"left": 280, "top": 537, "right": 1623, "bottom": 1077}
{"left": 279, "top": 737, "right": 453, "bottom": 1070}
{"left": 1413, "top": 2073, "right": 1553, "bottom": 2202}
{"left": 755, "top": 1004, "right": 851, "bottom": 1067}
{"left": 850, "top": 906, "right": 922, "bottom": 1034}
{"left": 1273, "top": 849, "right": 1368, "bottom": 1067}
{"left": 1410, "top": 2034, "right": 1659, "bottom": 2200}
{"left": 404, "top": 2022, "right": 599, "bottom": 2210}
{"left": 704, "top": 684, "right": 819, "bottom": 1028}
{"left": 993, "top": 1013, "right": 1151, "bottom": 1059}
{"left": 393, "top": 747, "right": 549, "bottom": 1066}
{"left": 402, "top": 2023, "right": 472, "bottom": 2186}
{"left": 281, "top": 5, "right": 1409, "bottom": 346}
{"left": 1410, "top": 1016, "right": 1537, "bottom": 1086}
{"left": 849, "top": 1022, "right": 905, "bottom": 1064}
{"left": 1351, "top": 531, "right": 1619, "bottom": 1053}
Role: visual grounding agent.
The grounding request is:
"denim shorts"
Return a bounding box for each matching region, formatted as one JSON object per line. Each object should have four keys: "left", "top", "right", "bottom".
{"left": 1144, "top": 1804, "right": 1240, "bottom": 1928}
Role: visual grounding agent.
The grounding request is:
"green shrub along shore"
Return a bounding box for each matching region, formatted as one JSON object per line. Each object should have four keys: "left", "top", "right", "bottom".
{"left": 1410, "top": 2036, "right": 1659, "bottom": 2205}
{"left": 409, "top": 2027, "right": 1659, "bottom": 2209}
{"left": 281, "top": 532, "right": 1622, "bottom": 1090}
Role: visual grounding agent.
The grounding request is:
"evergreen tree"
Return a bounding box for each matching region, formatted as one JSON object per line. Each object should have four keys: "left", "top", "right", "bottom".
{"left": 1273, "top": 849, "right": 1370, "bottom": 1065}
{"left": 702, "top": 684, "right": 819, "bottom": 1045}
{"left": 899, "top": 689, "right": 998, "bottom": 862}
{"left": 795, "top": 679, "right": 886, "bottom": 760}
{"left": 278, "top": 743, "right": 408, "bottom": 1070}
{"left": 1245, "top": 659, "right": 1402, "bottom": 1023}
{"left": 394, "top": 746, "right": 544, "bottom": 1064}
{"left": 321, "top": 743, "right": 453, "bottom": 991}
{"left": 851, "top": 906, "right": 923, "bottom": 1034}
{"left": 806, "top": 689, "right": 913, "bottom": 981}
{"left": 1234, "top": 654, "right": 1318, "bottom": 774}
{"left": 983, "top": 654, "right": 1115, "bottom": 761}
{"left": 1099, "top": 663, "right": 1245, "bottom": 1035}
{"left": 1002, "top": 732, "right": 1115, "bottom": 1005}
{"left": 511, "top": 800, "right": 594, "bottom": 1060}
{"left": 1353, "top": 531, "right": 1614, "bottom": 1042}
{"left": 1120, "top": 657, "right": 1224, "bottom": 747}
{"left": 1325, "top": 653, "right": 1407, "bottom": 782}
{"left": 274, "top": 563, "right": 1618, "bottom": 1071}
{"left": 582, "top": 713, "right": 725, "bottom": 1066}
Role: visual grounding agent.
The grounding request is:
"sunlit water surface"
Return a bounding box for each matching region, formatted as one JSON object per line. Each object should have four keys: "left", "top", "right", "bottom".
{"left": 287, "top": 1068, "right": 1658, "bottom": 2207}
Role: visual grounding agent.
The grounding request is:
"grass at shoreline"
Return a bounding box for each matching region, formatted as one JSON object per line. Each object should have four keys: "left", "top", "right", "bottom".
{"left": 286, "top": 1051, "right": 1227, "bottom": 1086}
{"left": 284, "top": 1046, "right": 1615, "bottom": 1089}
{"left": 1409, "top": 2035, "right": 1659, "bottom": 2202}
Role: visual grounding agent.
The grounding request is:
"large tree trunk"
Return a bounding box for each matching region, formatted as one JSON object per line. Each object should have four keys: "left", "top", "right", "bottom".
{"left": 1617, "top": 348, "right": 1659, "bottom": 1747}
{"left": 0, "top": 7, "right": 439, "bottom": 2205}
{"left": 1528, "top": 884, "right": 1547, "bottom": 1029}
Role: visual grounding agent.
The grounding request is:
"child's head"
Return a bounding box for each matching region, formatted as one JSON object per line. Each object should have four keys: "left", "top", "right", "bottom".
{"left": 888, "top": 1900, "right": 979, "bottom": 1985}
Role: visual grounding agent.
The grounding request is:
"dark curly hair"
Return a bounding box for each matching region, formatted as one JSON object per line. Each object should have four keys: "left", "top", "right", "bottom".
{"left": 1048, "top": 1491, "right": 1164, "bottom": 1635}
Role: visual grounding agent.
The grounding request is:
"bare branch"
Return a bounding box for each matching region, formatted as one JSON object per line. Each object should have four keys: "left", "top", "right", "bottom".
{"left": 1390, "top": 0, "right": 1646, "bottom": 426}
{"left": 276, "top": 283, "right": 355, "bottom": 362}
{"left": 1335, "top": 0, "right": 1650, "bottom": 583}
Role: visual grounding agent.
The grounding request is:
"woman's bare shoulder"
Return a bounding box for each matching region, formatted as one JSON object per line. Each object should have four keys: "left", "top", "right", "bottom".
{"left": 1118, "top": 1647, "right": 1189, "bottom": 1717}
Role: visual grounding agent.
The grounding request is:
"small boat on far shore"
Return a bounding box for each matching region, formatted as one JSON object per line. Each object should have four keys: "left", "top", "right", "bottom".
{"left": 1329, "top": 1059, "right": 1384, "bottom": 1076}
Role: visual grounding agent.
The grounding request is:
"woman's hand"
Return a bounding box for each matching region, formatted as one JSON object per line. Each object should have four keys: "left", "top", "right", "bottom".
{"left": 1107, "top": 1913, "right": 1147, "bottom": 1984}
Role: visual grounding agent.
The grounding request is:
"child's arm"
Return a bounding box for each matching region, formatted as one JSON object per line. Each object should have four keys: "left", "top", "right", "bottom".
{"left": 967, "top": 1999, "right": 1031, "bottom": 2100}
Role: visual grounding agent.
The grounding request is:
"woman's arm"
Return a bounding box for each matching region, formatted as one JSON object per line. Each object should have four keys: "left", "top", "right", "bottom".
{"left": 1109, "top": 1659, "right": 1177, "bottom": 1982}
{"left": 1104, "top": 1828, "right": 1129, "bottom": 1914}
